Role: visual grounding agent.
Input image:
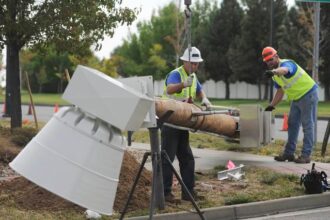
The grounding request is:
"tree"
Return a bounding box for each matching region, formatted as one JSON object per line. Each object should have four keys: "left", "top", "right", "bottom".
{"left": 20, "top": 45, "right": 99, "bottom": 93}
{"left": 203, "top": 0, "right": 243, "bottom": 99}
{"left": 320, "top": 3, "right": 330, "bottom": 100}
{"left": 112, "top": 2, "right": 180, "bottom": 80}
{"left": 0, "top": 0, "right": 137, "bottom": 128}
{"left": 189, "top": 0, "right": 218, "bottom": 82}
{"left": 278, "top": 3, "right": 314, "bottom": 73}
{"left": 0, "top": 51, "right": 2, "bottom": 68}
{"left": 228, "top": 0, "right": 287, "bottom": 100}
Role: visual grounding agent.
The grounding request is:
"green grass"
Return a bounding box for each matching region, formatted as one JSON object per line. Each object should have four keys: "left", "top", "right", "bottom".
{"left": 0, "top": 91, "right": 69, "bottom": 106}
{"left": 129, "top": 130, "right": 330, "bottom": 163}
{"left": 209, "top": 98, "right": 330, "bottom": 117}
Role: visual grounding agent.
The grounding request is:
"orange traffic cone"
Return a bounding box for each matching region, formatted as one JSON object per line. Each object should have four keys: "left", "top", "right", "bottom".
{"left": 54, "top": 103, "right": 59, "bottom": 113}
{"left": 27, "top": 104, "right": 32, "bottom": 115}
{"left": 22, "top": 118, "right": 30, "bottom": 125}
{"left": 281, "top": 113, "right": 288, "bottom": 131}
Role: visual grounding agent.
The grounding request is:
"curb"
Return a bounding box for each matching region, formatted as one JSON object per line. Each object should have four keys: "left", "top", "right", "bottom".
{"left": 127, "top": 193, "right": 330, "bottom": 220}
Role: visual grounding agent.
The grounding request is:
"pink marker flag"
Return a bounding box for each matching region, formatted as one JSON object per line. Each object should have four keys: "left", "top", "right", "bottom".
{"left": 226, "top": 160, "right": 236, "bottom": 170}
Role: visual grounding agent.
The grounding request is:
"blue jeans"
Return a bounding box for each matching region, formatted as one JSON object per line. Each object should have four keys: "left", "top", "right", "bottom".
{"left": 284, "top": 89, "right": 318, "bottom": 157}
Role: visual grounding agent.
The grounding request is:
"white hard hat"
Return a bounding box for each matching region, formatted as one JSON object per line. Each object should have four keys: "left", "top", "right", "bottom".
{"left": 180, "top": 47, "right": 203, "bottom": 62}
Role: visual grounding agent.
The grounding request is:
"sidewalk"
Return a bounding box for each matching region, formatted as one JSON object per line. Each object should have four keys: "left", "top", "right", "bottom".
{"left": 129, "top": 142, "right": 330, "bottom": 176}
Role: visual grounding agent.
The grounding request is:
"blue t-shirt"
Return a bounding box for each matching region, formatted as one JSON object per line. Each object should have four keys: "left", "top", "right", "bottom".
{"left": 273, "top": 60, "right": 297, "bottom": 89}
{"left": 166, "top": 70, "right": 202, "bottom": 94}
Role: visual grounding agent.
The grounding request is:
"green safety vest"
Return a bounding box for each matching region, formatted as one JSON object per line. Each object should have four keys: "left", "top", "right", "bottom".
{"left": 162, "top": 66, "right": 197, "bottom": 101}
{"left": 273, "top": 59, "right": 315, "bottom": 101}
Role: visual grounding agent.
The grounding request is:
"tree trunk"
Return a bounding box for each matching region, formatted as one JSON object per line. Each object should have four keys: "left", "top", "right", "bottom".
{"left": 325, "top": 82, "right": 330, "bottom": 101}
{"left": 258, "top": 81, "right": 262, "bottom": 100}
{"left": 263, "top": 81, "right": 269, "bottom": 100}
{"left": 225, "top": 78, "right": 230, "bottom": 100}
{"left": 6, "top": 42, "right": 22, "bottom": 128}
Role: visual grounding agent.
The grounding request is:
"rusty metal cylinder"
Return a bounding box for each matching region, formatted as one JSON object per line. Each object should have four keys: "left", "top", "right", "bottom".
{"left": 155, "top": 98, "right": 237, "bottom": 137}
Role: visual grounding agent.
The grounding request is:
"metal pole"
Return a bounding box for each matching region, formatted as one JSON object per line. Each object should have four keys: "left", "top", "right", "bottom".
{"left": 269, "top": 0, "right": 274, "bottom": 102}
{"left": 313, "top": 2, "right": 320, "bottom": 145}
{"left": 148, "top": 127, "right": 165, "bottom": 212}
{"left": 312, "top": 2, "right": 320, "bottom": 83}
{"left": 184, "top": 1, "right": 193, "bottom": 102}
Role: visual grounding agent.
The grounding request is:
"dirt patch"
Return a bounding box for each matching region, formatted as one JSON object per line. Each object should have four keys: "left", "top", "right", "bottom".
{"left": 0, "top": 145, "right": 151, "bottom": 213}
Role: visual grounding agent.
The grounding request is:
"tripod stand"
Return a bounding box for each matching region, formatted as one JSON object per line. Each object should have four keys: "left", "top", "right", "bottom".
{"left": 119, "top": 125, "right": 205, "bottom": 220}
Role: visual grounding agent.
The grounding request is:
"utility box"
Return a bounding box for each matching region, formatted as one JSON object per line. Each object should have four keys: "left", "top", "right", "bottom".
{"left": 239, "top": 104, "right": 274, "bottom": 148}
{"left": 62, "top": 65, "right": 154, "bottom": 131}
{"left": 263, "top": 110, "right": 275, "bottom": 145}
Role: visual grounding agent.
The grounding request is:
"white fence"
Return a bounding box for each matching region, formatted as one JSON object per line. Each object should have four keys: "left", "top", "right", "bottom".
{"left": 154, "top": 79, "right": 325, "bottom": 101}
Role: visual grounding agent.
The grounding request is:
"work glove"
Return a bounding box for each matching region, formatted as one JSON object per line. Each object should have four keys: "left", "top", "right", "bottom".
{"left": 183, "top": 75, "right": 194, "bottom": 88}
{"left": 265, "top": 105, "right": 275, "bottom": 111}
{"left": 201, "top": 97, "right": 211, "bottom": 110}
{"left": 264, "top": 70, "right": 275, "bottom": 78}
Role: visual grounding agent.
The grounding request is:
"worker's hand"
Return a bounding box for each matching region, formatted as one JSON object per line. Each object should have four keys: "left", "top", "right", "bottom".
{"left": 201, "top": 97, "right": 211, "bottom": 110}
{"left": 264, "top": 70, "right": 275, "bottom": 78}
{"left": 183, "top": 75, "right": 194, "bottom": 88}
{"left": 265, "top": 105, "right": 275, "bottom": 111}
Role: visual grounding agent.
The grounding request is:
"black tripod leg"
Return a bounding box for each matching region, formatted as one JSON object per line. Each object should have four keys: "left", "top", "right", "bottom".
{"left": 321, "top": 119, "right": 330, "bottom": 156}
{"left": 119, "top": 151, "right": 151, "bottom": 220}
{"left": 162, "top": 151, "right": 206, "bottom": 220}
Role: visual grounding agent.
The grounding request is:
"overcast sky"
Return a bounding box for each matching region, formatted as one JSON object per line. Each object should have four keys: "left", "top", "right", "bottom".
{"left": 1, "top": 0, "right": 295, "bottom": 64}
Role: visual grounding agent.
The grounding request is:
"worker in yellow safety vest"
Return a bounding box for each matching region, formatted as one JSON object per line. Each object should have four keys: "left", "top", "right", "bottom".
{"left": 262, "top": 46, "right": 318, "bottom": 164}
{"left": 161, "top": 46, "right": 211, "bottom": 202}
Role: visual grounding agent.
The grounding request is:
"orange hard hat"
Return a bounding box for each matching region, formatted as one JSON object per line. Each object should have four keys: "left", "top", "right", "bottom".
{"left": 262, "top": 46, "right": 277, "bottom": 62}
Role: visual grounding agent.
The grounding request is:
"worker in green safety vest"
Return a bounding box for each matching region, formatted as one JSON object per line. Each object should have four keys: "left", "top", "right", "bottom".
{"left": 161, "top": 46, "right": 211, "bottom": 203}
{"left": 262, "top": 46, "right": 318, "bottom": 164}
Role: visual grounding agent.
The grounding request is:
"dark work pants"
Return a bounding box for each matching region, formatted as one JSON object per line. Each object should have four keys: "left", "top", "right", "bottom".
{"left": 161, "top": 125, "right": 195, "bottom": 197}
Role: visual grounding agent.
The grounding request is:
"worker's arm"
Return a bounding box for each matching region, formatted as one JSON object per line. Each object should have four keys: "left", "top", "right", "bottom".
{"left": 196, "top": 90, "right": 206, "bottom": 100}
{"left": 271, "top": 67, "right": 289, "bottom": 76}
{"left": 270, "top": 88, "right": 284, "bottom": 107}
{"left": 166, "top": 73, "right": 193, "bottom": 94}
{"left": 166, "top": 83, "right": 185, "bottom": 94}
{"left": 197, "top": 90, "right": 211, "bottom": 108}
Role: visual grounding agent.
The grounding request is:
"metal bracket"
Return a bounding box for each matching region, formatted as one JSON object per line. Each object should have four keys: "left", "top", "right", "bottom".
{"left": 217, "top": 165, "right": 244, "bottom": 180}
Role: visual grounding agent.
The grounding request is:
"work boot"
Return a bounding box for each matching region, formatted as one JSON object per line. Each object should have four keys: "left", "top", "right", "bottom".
{"left": 294, "top": 155, "right": 311, "bottom": 164}
{"left": 164, "top": 193, "right": 179, "bottom": 203}
{"left": 182, "top": 190, "right": 204, "bottom": 201}
{"left": 274, "top": 153, "right": 295, "bottom": 162}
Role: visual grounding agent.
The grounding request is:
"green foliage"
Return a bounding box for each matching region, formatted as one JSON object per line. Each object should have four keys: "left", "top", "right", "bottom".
{"left": 0, "top": 0, "right": 138, "bottom": 128}
{"left": 229, "top": 0, "right": 287, "bottom": 90}
{"left": 260, "top": 173, "right": 282, "bottom": 185}
{"left": 112, "top": 2, "right": 180, "bottom": 79}
{"left": 202, "top": 0, "right": 244, "bottom": 99}
{"left": 224, "top": 194, "right": 254, "bottom": 205}
{"left": 278, "top": 3, "right": 314, "bottom": 74}
{"left": 20, "top": 47, "right": 73, "bottom": 93}
{"left": 320, "top": 4, "right": 330, "bottom": 100}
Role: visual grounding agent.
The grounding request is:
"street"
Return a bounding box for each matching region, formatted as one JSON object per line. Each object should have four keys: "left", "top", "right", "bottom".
{"left": 245, "top": 206, "right": 330, "bottom": 220}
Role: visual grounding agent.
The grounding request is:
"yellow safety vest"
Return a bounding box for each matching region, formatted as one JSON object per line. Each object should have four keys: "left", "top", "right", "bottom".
{"left": 162, "top": 66, "right": 197, "bottom": 101}
{"left": 273, "top": 59, "right": 315, "bottom": 100}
